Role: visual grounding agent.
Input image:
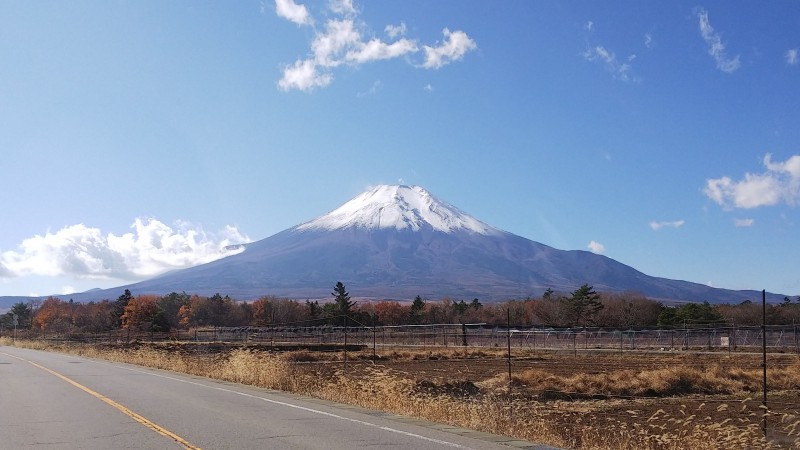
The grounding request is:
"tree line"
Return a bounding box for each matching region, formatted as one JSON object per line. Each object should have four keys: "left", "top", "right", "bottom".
{"left": 3, "top": 283, "right": 800, "bottom": 334}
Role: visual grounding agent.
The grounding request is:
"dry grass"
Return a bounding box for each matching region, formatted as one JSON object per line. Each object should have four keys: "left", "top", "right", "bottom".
{"left": 5, "top": 339, "right": 800, "bottom": 449}
{"left": 480, "top": 361, "right": 800, "bottom": 400}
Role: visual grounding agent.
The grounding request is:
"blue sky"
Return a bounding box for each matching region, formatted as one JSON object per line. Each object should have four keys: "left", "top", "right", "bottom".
{"left": 1, "top": 1, "right": 799, "bottom": 299}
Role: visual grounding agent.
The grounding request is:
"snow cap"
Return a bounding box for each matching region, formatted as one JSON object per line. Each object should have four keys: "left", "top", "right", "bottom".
{"left": 296, "top": 185, "right": 500, "bottom": 235}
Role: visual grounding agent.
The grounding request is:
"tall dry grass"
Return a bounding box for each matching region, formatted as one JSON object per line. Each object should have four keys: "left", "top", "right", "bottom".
{"left": 5, "top": 339, "right": 799, "bottom": 449}
{"left": 487, "top": 362, "right": 800, "bottom": 398}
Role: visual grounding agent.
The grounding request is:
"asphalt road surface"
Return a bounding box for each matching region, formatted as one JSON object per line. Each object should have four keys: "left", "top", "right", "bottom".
{"left": 0, "top": 346, "right": 547, "bottom": 449}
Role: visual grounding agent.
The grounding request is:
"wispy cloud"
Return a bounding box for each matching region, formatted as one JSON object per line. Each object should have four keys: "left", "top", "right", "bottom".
{"left": 311, "top": 19, "right": 362, "bottom": 68}
{"left": 278, "top": 59, "right": 332, "bottom": 91}
{"left": 385, "top": 22, "right": 406, "bottom": 39}
{"left": 423, "top": 83, "right": 434, "bottom": 92}
{"left": 786, "top": 48, "right": 799, "bottom": 66}
{"left": 328, "top": 0, "right": 355, "bottom": 15}
{"left": 583, "top": 45, "right": 638, "bottom": 82}
{"left": 734, "top": 218, "right": 755, "bottom": 227}
{"left": 644, "top": 33, "right": 653, "bottom": 49}
{"left": 421, "top": 29, "right": 477, "bottom": 69}
{"left": 357, "top": 80, "right": 382, "bottom": 97}
{"left": 0, "top": 219, "right": 249, "bottom": 281}
{"left": 649, "top": 220, "right": 685, "bottom": 231}
{"left": 704, "top": 154, "right": 800, "bottom": 209}
{"left": 587, "top": 240, "right": 605, "bottom": 254}
{"left": 697, "top": 8, "right": 740, "bottom": 73}
{"left": 347, "top": 37, "right": 418, "bottom": 64}
{"left": 274, "top": 0, "right": 312, "bottom": 26}
{"left": 276, "top": 1, "right": 476, "bottom": 92}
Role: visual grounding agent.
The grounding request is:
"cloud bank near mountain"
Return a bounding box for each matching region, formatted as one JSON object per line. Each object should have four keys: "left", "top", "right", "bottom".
{"left": 0, "top": 218, "right": 248, "bottom": 282}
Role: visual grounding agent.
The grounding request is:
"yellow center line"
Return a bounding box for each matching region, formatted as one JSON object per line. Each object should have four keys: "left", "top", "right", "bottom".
{"left": 1, "top": 351, "right": 201, "bottom": 450}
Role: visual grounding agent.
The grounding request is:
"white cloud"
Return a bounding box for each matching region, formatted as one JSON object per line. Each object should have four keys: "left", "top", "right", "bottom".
{"left": 385, "top": 22, "right": 407, "bottom": 39}
{"left": 312, "top": 19, "right": 362, "bottom": 68}
{"left": 421, "top": 28, "right": 477, "bottom": 69}
{"left": 328, "top": 0, "right": 355, "bottom": 15}
{"left": 61, "top": 285, "right": 76, "bottom": 295}
{"left": 697, "top": 9, "right": 740, "bottom": 73}
{"left": 583, "top": 45, "right": 637, "bottom": 82}
{"left": 734, "top": 218, "right": 755, "bottom": 227}
{"left": 704, "top": 154, "right": 800, "bottom": 209}
{"left": 424, "top": 83, "right": 434, "bottom": 92}
{"left": 278, "top": 59, "right": 332, "bottom": 92}
{"left": 0, "top": 261, "right": 12, "bottom": 277}
{"left": 587, "top": 240, "right": 605, "bottom": 254}
{"left": 644, "top": 33, "right": 653, "bottom": 48}
{"left": 276, "top": 2, "right": 475, "bottom": 92}
{"left": 346, "top": 38, "right": 418, "bottom": 64}
{"left": 0, "top": 218, "right": 249, "bottom": 281}
{"left": 649, "top": 220, "right": 685, "bottom": 231}
{"left": 585, "top": 21, "right": 594, "bottom": 32}
{"left": 275, "top": 0, "right": 312, "bottom": 26}
{"left": 786, "top": 48, "right": 799, "bottom": 66}
{"left": 356, "top": 80, "right": 382, "bottom": 97}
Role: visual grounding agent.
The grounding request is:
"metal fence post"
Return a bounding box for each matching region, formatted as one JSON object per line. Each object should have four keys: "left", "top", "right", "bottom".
{"left": 762, "top": 289, "right": 768, "bottom": 438}
{"left": 343, "top": 325, "right": 348, "bottom": 370}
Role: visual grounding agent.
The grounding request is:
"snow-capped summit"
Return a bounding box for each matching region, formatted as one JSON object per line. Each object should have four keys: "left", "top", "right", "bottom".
{"left": 296, "top": 185, "right": 501, "bottom": 235}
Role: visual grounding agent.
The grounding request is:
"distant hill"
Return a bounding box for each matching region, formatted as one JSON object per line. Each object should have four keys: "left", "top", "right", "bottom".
{"left": 26, "top": 184, "right": 781, "bottom": 305}
{"left": 0, "top": 296, "right": 41, "bottom": 313}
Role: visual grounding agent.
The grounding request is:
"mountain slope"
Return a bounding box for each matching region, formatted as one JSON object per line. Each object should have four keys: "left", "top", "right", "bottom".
{"left": 67, "top": 185, "right": 781, "bottom": 303}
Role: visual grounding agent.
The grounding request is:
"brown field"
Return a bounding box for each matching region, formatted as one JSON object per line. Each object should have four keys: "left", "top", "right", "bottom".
{"left": 4, "top": 338, "right": 800, "bottom": 450}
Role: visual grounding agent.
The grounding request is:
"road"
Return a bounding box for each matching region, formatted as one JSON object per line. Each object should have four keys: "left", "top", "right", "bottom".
{"left": 0, "top": 346, "right": 547, "bottom": 449}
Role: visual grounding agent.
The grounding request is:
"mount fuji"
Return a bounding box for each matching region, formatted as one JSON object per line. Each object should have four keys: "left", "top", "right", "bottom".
{"left": 72, "top": 185, "right": 777, "bottom": 303}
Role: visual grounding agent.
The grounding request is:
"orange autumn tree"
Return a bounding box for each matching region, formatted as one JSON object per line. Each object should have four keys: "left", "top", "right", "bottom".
{"left": 373, "top": 301, "right": 410, "bottom": 325}
{"left": 177, "top": 294, "right": 208, "bottom": 328}
{"left": 251, "top": 297, "right": 272, "bottom": 326}
{"left": 120, "top": 295, "right": 160, "bottom": 331}
{"left": 32, "top": 297, "right": 72, "bottom": 332}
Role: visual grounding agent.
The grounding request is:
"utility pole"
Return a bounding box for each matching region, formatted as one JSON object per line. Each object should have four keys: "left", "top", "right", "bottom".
{"left": 506, "top": 309, "right": 512, "bottom": 420}
{"left": 762, "top": 289, "right": 768, "bottom": 438}
{"left": 506, "top": 309, "right": 512, "bottom": 383}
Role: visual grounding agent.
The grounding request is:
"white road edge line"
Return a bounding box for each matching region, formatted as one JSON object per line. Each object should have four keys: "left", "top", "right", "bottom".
{"left": 92, "top": 359, "right": 473, "bottom": 449}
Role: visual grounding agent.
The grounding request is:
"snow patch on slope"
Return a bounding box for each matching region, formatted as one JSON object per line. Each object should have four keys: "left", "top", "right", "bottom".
{"left": 296, "top": 185, "right": 501, "bottom": 235}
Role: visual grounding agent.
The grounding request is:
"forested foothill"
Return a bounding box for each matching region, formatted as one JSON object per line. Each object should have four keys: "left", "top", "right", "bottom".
{"left": 3, "top": 284, "right": 800, "bottom": 334}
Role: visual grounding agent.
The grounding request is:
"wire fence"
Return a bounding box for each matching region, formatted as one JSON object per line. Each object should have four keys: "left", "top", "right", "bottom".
{"left": 7, "top": 323, "right": 800, "bottom": 354}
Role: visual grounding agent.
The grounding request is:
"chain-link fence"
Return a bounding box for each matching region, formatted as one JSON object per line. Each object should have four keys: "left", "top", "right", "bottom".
{"left": 6, "top": 323, "right": 800, "bottom": 354}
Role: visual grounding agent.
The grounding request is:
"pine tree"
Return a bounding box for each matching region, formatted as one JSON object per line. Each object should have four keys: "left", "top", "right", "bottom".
{"left": 410, "top": 295, "right": 426, "bottom": 324}
{"left": 305, "top": 300, "right": 322, "bottom": 321}
{"left": 10, "top": 302, "right": 33, "bottom": 329}
{"left": 332, "top": 281, "right": 354, "bottom": 326}
{"left": 564, "top": 284, "right": 603, "bottom": 327}
{"left": 113, "top": 289, "right": 133, "bottom": 328}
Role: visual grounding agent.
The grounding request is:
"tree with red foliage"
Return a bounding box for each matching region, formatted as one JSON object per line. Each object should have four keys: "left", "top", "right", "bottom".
{"left": 121, "top": 295, "right": 160, "bottom": 331}
{"left": 32, "top": 297, "right": 71, "bottom": 332}
{"left": 373, "top": 301, "right": 410, "bottom": 325}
